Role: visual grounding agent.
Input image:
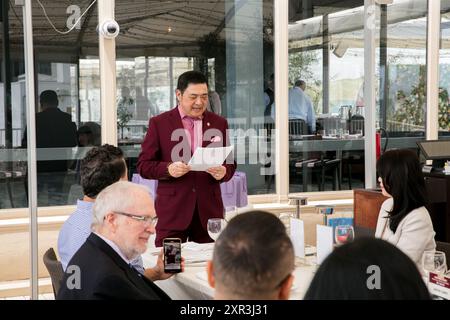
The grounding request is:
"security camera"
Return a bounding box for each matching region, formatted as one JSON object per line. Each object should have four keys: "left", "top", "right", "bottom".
{"left": 99, "top": 20, "right": 120, "bottom": 39}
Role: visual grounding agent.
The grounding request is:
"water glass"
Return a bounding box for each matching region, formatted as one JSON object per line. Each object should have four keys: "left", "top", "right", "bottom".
{"left": 329, "top": 129, "right": 337, "bottom": 137}
{"left": 334, "top": 225, "right": 354, "bottom": 245}
{"left": 422, "top": 250, "right": 447, "bottom": 276}
{"left": 279, "top": 212, "right": 295, "bottom": 235}
{"left": 207, "top": 218, "right": 227, "bottom": 241}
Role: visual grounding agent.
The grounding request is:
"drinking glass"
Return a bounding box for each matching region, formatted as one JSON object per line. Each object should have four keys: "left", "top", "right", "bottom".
{"left": 329, "top": 129, "right": 337, "bottom": 137}
{"left": 356, "top": 129, "right": 363, "bottom": 137}
{"left": 334, "top": 225, "right": 354, "bottom": 245}
{"left": 279, "top": 212, "right": 295, "bottom": 236}
{"left": 422, "top": 251, "right": 447, "bottom": 276}
{"left": 207, "top": 218, "right": 227, "bottom": 241}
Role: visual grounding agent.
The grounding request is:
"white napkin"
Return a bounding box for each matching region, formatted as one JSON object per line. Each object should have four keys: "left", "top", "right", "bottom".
{"left": 184, "top": 251, "right": 213, "bottom": 263}
{"left": 182, "top": 242, "right": 215, "bottom": 251}
{"left": 181, "top": 242, "right": 214, "bottom": 263}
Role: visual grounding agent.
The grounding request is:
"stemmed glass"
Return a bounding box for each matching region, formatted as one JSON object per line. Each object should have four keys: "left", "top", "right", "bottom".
{"left": 334, "top": 225, "right": 354, "bottom": 246}
{"left": 207, "top": 218, "right": 227, "bottom": 241}
{"left": 422, "top": 251, "right": 447, "bottom": 277}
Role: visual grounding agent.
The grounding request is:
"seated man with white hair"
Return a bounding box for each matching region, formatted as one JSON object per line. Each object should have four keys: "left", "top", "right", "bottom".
{"left": 57, "top": 181, "right": 175, "bottom": 300}
{"left": 206, "top": 210, "right": 295, "bottom": 300}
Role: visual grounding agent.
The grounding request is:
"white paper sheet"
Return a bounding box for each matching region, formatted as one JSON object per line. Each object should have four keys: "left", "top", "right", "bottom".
{"left": 188, "top": 146, "right": 234, "bottom": 171}
{"left": 290, "top": 218, "right": 305, "bottom": 258}
{"left": 316, "top": 225, "right": 334, "bottom": 265}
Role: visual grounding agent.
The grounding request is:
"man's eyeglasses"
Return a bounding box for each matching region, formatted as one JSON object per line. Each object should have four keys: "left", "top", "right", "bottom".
{"left": 114, "top": 211, "right": 158, "bottom": 225}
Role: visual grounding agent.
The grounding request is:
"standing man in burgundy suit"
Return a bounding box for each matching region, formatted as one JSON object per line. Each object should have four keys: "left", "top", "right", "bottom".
{"left": 137, "top": 71, "right": 236, "bottom": 247}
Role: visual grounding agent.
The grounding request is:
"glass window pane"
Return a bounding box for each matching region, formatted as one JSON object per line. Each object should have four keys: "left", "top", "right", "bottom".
{"left": 288, "top": 1, "right": 365, "bottom": 192}
{"left": 30, "top": 2, "right": 100, "bottom": 208}
{"left": 377, "top": 1, "right": 427, "bottom": 155}
{"left": 440, "top": 1, "right": 450, "bottom": 138}
{"left": 116, "top": 0, "right": 275, "bottom": 195}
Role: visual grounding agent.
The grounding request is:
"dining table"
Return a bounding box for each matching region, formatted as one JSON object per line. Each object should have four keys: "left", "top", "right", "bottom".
{"left": 142, "top": 236, "right": 318, "bottom": 300}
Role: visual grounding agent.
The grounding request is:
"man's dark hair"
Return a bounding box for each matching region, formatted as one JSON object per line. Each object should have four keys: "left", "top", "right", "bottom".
{"left": 304, "top": 237, "right": 430, "bottom": 300}
{"left": 176, "top": 70, "right": 207, "bottom": 94}
{"left": 80, "top": 144, "right": 126, "bottom": 198}
{"left": 40, "top": 90, "right": 59, "bottom": 108}
{"left": 295, "top": 79, "right": 306, "bottom": 87}
{"left": 376, "top": 149, "right": 427, "bottom": 233}
{"left": 212, "top": 211, "right": 294, "bottom": 299}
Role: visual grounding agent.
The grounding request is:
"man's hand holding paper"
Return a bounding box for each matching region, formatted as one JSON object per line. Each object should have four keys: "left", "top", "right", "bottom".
{"left": 206, "top": 165, "right": 226, "bottom": 180}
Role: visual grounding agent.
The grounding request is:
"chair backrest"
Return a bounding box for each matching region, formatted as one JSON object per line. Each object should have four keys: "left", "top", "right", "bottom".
{"left": 349, "top": 115, "right": 364, "bottom": 134}
{"left": 436, "top": 241, "right": 450, "bottom": 268}
{"left": 43, "top": 248, "right": 65, "bottom": 296}
{"left": 289, "top": 119, "right": 309, "bottom": 137}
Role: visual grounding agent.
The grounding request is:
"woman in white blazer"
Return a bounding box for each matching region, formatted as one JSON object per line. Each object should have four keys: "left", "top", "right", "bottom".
{"left": 375, "top": 149, "right": 436, "bottom": 268}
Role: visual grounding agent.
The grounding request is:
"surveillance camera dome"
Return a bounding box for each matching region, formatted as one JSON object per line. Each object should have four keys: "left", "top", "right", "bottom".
{"left": 107, "top": 25, "right": 117, "bottom": 34}
{"left": 100, "top": 20, "right": 120, "bottom": 39}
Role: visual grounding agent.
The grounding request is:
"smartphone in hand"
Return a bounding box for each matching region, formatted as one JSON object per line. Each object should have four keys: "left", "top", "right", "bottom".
{"left": 163, "top": 238, "right": 182, "bottom": 273}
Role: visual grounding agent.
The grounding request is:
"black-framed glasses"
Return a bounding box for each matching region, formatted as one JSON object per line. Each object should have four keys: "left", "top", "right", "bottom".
{"left": 114, "top": 211, "right": 158, "bottom": 225}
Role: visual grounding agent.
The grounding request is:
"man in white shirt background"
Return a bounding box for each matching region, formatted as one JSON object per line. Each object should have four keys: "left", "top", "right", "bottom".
{"left": 288, "top": 79, "right": 316, "bottom": 134}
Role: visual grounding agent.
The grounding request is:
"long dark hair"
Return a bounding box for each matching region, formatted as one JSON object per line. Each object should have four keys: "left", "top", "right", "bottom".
{"left": 304, "top": 237, "right": 430, "bottom": 300}
{"left": 376, "top": 149, "right": 427, "bottom": 233}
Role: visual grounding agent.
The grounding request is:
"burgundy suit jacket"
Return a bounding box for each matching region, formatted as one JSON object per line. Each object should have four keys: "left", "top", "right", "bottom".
{"left": 137, "top": 107, "right": 236, "bottom": 232}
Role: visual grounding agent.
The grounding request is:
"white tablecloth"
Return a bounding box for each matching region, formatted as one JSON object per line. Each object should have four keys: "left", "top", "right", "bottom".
{"left": 142, "top": 237, "right": 317, "bottom": 300}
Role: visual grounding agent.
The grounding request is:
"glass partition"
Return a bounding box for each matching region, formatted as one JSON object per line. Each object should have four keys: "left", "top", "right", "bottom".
{"left": 0, "top": 0, "right": 100, "bottom": 299}
{"left": 288, "top": 1, "right": 365, "bottom": 192}
{"left": 376, "top": 0, "right": 427, "bottom": 153}
{"left": 439, "top": 1, "right": 450, "bottom": 139}
{"left": 115, "top": 0, "right": 275, "bottom": 195}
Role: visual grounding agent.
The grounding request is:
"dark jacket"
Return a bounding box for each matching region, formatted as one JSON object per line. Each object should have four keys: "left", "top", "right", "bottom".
{"left": 22, "top": 108, "right": 77, "bottom": 172}
{"left": 57, "top": 233, "right": 171, "bottom": 300}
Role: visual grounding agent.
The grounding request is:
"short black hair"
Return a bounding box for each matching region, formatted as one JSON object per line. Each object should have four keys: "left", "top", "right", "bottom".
{"left": 376, "top": 149, "right": 427, "bottom": 233}
{"left": 40, "top": 90, "right": 59, "bottom": 108}
{"left": 304, "top": 237, "right": 430, "bottom": 300}
{"left": 176, "top": 70, "right": 207, "bottom": 94}
{"left": 295, "top": 79, "right": 306, "bottom": 87}
{"left": 80, "top": 144, "right": 126, "bottom": 198}
{"left": 212, "top": 211, "right": 295, "bottom": 299}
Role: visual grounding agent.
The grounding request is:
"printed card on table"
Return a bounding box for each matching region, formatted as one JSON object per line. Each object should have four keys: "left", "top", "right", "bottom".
{"left": 316, "top": 225, "right": 333, "bottom": 265}
{"left": 428, "top": 272, "right": 450, "bottom": 300}
{"left": 290, "top": 218, "right": 305, "bottom": 258}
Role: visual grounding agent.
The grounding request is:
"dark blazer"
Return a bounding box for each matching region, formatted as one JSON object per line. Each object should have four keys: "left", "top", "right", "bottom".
{"left": 57, "top": 233, "right": 171, "bottom": 300}
{"left": 22, "top": 107, "right": 77, "bottom": 172}
{"left": 137, "top": 107, "right": 236, "bottom": 233}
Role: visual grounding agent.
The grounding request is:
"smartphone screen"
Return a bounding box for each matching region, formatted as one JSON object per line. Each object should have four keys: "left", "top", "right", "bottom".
{"left": 163, "top": 238, "right": 182, "bottom": 273}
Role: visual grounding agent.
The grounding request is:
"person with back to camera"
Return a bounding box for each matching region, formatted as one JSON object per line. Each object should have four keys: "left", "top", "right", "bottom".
{"left": 375, "top": 149, "right": 436, "bottom": 268}
{"left": 304, "top": 237, "right": 430, "bottom": 300}
{"left": 206, "top": 211, "right": 295, "bottom": 300}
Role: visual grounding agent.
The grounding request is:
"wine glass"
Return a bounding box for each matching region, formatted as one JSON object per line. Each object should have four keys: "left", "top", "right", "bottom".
{"left": 207, "top": 218, "right": 227, "bottom": 241}
{"left": 279, "top": 212, "right": 295, "bottom": 236}
{"left": 334, "top": 225, "right": 354, "bottom": 246}
{"left": 422, "top": 251, "right": 447, "bottom": 276}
